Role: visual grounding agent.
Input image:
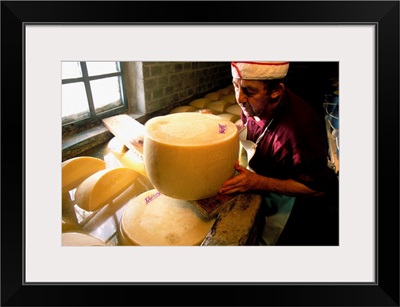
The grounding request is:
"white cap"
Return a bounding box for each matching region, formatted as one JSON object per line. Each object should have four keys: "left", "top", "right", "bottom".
{"left": 231, "top": 61, "right": 289, "bottom": 80}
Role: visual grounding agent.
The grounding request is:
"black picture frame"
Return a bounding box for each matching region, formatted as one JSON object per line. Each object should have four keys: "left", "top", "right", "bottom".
{"left": 1, "top": 1, "right": 399, "bottom": 306}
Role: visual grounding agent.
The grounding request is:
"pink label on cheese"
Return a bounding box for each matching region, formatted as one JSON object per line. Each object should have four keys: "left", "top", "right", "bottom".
{"left": 145, "top": 191, "right": 161, "bottom": 204}
{"left": 218, "top": 123, "right": 227, "bottom": 134}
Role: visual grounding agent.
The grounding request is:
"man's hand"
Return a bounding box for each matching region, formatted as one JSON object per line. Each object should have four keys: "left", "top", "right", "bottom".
{"left": 218, "top": 161, "right": 260, "bottom": 194}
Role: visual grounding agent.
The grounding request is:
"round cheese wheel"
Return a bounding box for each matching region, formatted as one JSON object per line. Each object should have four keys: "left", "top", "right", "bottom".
{"left": 143, "top": 112, "right": 239, "bottom": 200}
{"left": 189, "top": 97, "right": 212, "bottom": 109}
{"left": 220, "top": 94, "right": 236, "bottom": 104}
{"left": 62, "top": 156, "right": 106, "bottom": 194}
{"left": 226, "top": 104, "right": 242, "bottom": 116}
{"left": 217, "top": 87, "right": 231, "bottom": 95}
{"left": 62, "top": 232, "right": 106, "bottom": 246}
{"left": 169, "top": 105, "right": 198, "bottom": 114}
{"left": 75, "top": 167, "right": 140, "bottom": 211}
{"left": 120, "top": 189, "right": 215, "bottom": 246}
{"left": 115, "top": 149, "right": 148, "bottom": 178}
{"left": 207, "top": 100, "right": 232, "bottom": 114}
{"left": 204, "top": 91, "right": 224, "bottom": 101}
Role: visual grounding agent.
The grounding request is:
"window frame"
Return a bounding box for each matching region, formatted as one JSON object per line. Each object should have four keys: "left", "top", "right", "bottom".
{"left": 61, "top": 61, "right": 128, "bottom": 129}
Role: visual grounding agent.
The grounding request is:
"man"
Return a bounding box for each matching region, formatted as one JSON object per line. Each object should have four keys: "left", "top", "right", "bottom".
{"left": 219, "top": 61, "right": 338, "bottom": 245}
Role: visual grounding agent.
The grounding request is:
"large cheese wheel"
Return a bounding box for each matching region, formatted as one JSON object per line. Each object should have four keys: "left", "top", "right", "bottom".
{"left": 189, "top": 97, "right": 212, "bottom": 109}
{"left": 120, "top": 189, "right": 215, "bottom": 246}
{"left": 62, "top": 232, "right": 106, "bottom": 246}
{"left": 169, "top": 105, "right": 198, "bottom": 114}
{"left": 143, "top": 112, "right": 239, "bottom": 200}
{"left": 74, "top": 167, "right": 140, "bottom": 211}
{"left": 62, "top": 156, "right": 106, "bottom": 193}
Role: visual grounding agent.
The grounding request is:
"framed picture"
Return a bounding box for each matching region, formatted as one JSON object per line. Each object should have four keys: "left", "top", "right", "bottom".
{"left": 2, "top": 1, "right": 399, "bottom": 306}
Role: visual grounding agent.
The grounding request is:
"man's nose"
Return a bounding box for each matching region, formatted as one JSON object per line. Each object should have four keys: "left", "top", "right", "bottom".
{"left": 236, "top": 89, "right": 248, "bottom": 105}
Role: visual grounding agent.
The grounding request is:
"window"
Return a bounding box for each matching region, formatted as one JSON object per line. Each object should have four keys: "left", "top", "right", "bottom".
{"left": 62, "top": 61, "right": 127, "bottom": 126}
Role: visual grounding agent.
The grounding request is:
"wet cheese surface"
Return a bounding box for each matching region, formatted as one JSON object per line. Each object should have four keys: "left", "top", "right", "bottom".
{"left": 120, "top": 189, "right": 215, "bottom": 246}
{"left": 143, "top": 113, "right": 239, "bottom": 200}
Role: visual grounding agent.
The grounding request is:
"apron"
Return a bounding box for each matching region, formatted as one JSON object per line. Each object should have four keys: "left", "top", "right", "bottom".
{"left": 238, "top": 120, "right": 296, "bottom": 245}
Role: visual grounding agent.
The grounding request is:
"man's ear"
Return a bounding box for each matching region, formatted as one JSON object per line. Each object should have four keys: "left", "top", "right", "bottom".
{"left": 270, "top": 82, "right": 285, "bottom": 99}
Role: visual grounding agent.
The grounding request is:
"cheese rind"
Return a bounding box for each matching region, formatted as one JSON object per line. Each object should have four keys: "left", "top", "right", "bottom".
{"left": 144, "top": 113, "right": 239, "bottom": 200}
{"left": 62, "top": 156, "right": 106, "bottom": 193}
{"left": 74, "top": 167, "right": 140, "bottom": 211}
{"left": 120, "top": 189, "right": 215, "bottom": 246}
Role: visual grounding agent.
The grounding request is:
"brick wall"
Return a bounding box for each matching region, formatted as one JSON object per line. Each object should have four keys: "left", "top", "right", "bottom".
{"left": 138, "top": 62, "right": 232, "bottom": 114}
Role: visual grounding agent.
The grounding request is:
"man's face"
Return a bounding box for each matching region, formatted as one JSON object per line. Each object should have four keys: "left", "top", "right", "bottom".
{"left": 232, "top": 78, "right": 273, "bottom": 118}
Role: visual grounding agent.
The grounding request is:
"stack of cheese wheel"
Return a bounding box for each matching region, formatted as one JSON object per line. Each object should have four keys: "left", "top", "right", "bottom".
{"left": 62, "top": 156, "right": 106, "bottom": 195}
{"left": 206, "top": 100, "right": 232, "bottom": 114}
{"left": 120, "top": 189, "right": 215, "bottom": 246}
{"left": 220, "top": 93, "right": 236, "bottom": 104}
{"left": 189, "top": 97, "right": 212, "bottom": 109}
{"left": 204, "top": 91, "right": 224, "bottom": 101}
{"left": 143, "top": 112, "right": 239, "bottom": 200}
{"left": 62, "top": 156, "right": 107, "bottom": 209}
{"left": 217, "top": 87, "right": 231, "bottom": 95}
